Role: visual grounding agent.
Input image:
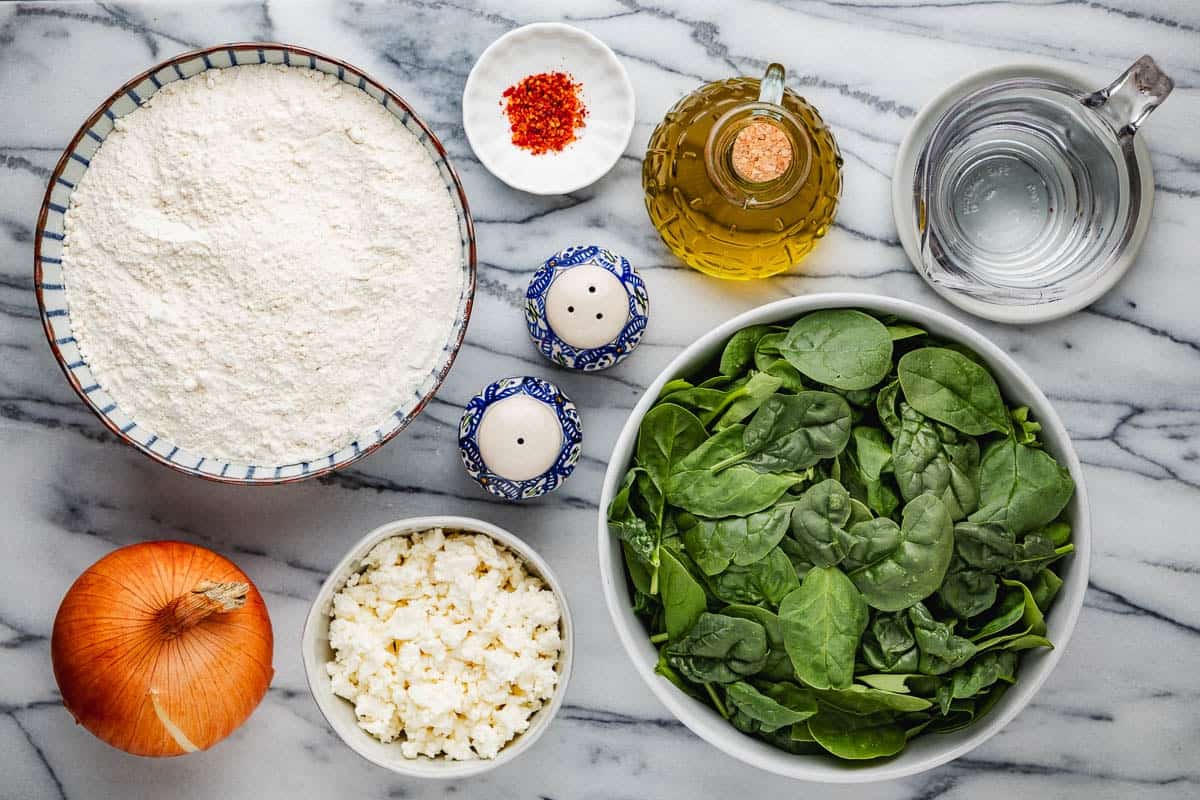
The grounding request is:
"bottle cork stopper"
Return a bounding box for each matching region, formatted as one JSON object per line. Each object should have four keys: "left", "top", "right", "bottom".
{"left": 731, "top": 121, "right": 793, "bottom": 183}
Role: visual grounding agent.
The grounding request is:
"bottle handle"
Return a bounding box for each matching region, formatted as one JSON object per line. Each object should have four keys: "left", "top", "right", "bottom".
{"left": 758, "top": 63, "right": 786, "bottom": 106}
{"left": 1082, "top": 55, "right": 1173, "bottom": 137}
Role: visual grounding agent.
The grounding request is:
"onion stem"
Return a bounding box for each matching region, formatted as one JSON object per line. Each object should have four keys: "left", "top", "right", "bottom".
{"left": 158, "top": 580, "right": 249, "bottom": 637}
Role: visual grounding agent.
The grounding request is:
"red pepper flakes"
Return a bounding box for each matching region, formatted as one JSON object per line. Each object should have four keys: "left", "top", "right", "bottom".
{"left": 501, "top": 71, "right": 587, "bottom": 155}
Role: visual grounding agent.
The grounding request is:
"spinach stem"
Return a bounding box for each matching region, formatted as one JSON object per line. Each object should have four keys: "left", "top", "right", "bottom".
{"left": 649, "top": 565, "right": 659, "bottom": 596}
{"left": 704, "top": 683, "right": 729, "bottom": 719}
{"left": 708, "top": 451, "right": 747, "bottom": 474}
{"left": 649, "top": 632, "right": 669, "bottom": 644}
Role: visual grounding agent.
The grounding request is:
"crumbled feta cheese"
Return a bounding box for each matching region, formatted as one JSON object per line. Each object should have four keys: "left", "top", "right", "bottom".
{"left": 326, "top": 529, "right": 562, "bottom": 760}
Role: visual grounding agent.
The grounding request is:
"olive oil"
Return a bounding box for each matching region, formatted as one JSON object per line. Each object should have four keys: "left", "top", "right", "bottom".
{"left": 643, "top": 65, "right": 843, "bottom": 280}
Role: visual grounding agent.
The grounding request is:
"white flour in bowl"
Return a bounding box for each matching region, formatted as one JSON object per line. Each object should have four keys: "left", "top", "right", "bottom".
{"left": 62, "top": 64, "right": 465, "bottom": 465}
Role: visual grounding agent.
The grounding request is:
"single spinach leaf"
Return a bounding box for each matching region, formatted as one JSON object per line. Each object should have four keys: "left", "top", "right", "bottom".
{"left": 897, "top": 347, "right": 1008, "bottom": 435}
{"left": 623, "top": 541, "right": 652, "bottom": 595}
{"left": 847, "top": 497, "right": 874, "bottom": 527}
{"left": 726, "top": 682, "right": 817, "bottom": 733}
{"left": 781, "top": 309, "right": 894, "bottom": 391}
{"left": 1000, "top": 578, "right": 1047, "bottom": 636}
{"left": 857, "top": 673, "right": 925, "bottom": 694}
{"left": 969, "top": 588, "right": 1026, "bottom": 641}
{"left": 877, "top": 379, "right": 903, "bottom": 439}
{"left": 681, "top": 505, "right": 791, "bottom": 575}
{"left": 1000, "top": 634, "right": 1054, "bottom": 652}
{"left": 893, "top": 403, "right": 980, "bottom": 520}
{"left": 843, "top": 517, "right": 901, "bottom": 573}
{"left": 664, "top": 612, "right": 769, "bottom": 684}
{"left": 848, "top": 493, "right": 955, "bottom": 612}
{"left": 909, "top": 603, "right": 977, "bottom": 675}
{"left": 722, "top": 604, "right": 793, "bottom": 681}
{"left": 971, "top": 437, "right": 1074, "bottom": 535}
{"left": 851, "top": 427, "right": 901, "bottom": 517}
{"left": 609, "top": 468, "right": 657, "bottom": 568}
{"left": 637, "top": 404, "right": 708, "bottom": 483}
{"left": 720, "top": 324, "right": 775, "bottom": 377}
{"left": 1030, "top": 568, "right": 1064, "bottom": 611}
{"left": 659, "top": 387, "right": 731, "bottom": 415}
{"left": 703, "top": 546, "right": 800, "bottom": 605}
{"left": 764, "top": 359, "right": 806, "bottom": 392}
{"left": 654, "top": 651, "right": 704, "bottom": 700}
{"left": 861, "top": 611, "right": 919, "bottom": 674}
{"left": 887, "top": 323, "right": 926, "bottom": 341}
{"left": 938, "top": 568, "right": 998, "bottom": 618}
{"left": 657, "top": 377, "right": 694, "bottom": 399}
{"left": 1010, "top": 405, "right": 1042, "bottom": 446}
{"left": 779, "top": 567, "right": 868, "bottom": 690}
{"left": 788, "top": 479, "right": 853, "bottom": 568}
{"left": 808, "top": 708, "right": 906, "bottom": 760}
{"left": 712, "top": 372, "right": 784, "bottom": 429}
{"left": 936, "top": 651, "right": 1018, "bottom": 714}
{"left": 954, "top": 521, "right": 1015, "bottom": 571}
{"left": 1043, "top": 520, "right": 1072, "bottom": 547}
{"left": 668, "top": 425, "right": 804, "bottom": 517}
{"left": 715, "top": 392, "right": 852, "bottom": 473}
{"left": 817, "top": 684, "right": 933, "bottom": 714}
{"left": 658, "top": 547, "right": 707, "bottom": 640}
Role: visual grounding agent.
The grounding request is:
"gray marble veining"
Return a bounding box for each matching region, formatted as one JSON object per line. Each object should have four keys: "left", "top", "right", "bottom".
{"left": 1, "top": 1, "right": 1198, "bottom": 798}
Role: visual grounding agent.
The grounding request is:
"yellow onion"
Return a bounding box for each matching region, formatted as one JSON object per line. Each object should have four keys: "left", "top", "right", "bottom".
{"left": 51, "top": 541, "right": 274, "bottom": 756}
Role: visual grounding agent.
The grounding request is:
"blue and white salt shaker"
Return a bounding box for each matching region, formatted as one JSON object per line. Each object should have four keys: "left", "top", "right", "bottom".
{"left": 459, "top": 376, "right": 583, "bottom": 500}
{"left": 525, "top": 245, "right": 649, "bottom": 371}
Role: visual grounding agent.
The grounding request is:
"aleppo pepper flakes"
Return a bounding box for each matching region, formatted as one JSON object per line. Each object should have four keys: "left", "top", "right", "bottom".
{"left": 501, "top": 71, "right": 587, "bottom": 155}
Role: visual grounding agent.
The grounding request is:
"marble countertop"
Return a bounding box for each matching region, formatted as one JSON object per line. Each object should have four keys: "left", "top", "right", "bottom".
{"left": 2, "top": 1, "right": 1198, "bottom": 798}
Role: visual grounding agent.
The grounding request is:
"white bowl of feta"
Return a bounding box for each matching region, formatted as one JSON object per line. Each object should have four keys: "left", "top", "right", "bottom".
{"left": 302, "top": 516, "right": 573, "bottom": 778}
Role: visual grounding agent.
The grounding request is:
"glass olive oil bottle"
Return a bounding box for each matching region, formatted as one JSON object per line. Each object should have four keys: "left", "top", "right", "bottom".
{"left": 643, "top": 64, "right": 843, "bottom": 280}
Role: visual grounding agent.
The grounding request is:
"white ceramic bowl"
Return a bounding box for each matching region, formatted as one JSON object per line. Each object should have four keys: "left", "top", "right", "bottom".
{"left": 462, "top": 23, "right": 635, "bottom": 195}
{"left": 302, "top": 515, "right": 573, "bottom": 779}
{"left": 596, "top": 293, "right": 1090, "bottom": 783}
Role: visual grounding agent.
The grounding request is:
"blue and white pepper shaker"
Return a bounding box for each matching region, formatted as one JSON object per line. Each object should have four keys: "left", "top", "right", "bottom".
{"left": 525, "top": 245, "right": 649, "bottom": 371}
{"left": 459, "top": 376, "right": 583, "bottom": 500}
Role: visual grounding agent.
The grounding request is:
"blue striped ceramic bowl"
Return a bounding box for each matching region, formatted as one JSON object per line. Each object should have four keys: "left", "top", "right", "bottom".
{"left": 34, "top": 43, "right": 476, "bottom": 485}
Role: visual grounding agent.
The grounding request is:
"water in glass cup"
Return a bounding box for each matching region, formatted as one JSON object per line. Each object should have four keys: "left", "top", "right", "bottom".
{"left": 916, "top": 56, "right": 1172, "bottom": 305}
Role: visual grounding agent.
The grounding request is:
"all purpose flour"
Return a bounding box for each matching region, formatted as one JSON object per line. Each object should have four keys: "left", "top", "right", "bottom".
{"left": 62, "top": 65, "right": 465, "bottom": 465}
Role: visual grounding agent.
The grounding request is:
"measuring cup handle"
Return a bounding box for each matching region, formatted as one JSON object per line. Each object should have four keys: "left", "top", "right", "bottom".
{"left": 758, "top": 63, "right": 786, "bottom": 106}
{"left": 1083, "top": 55, "right": 1174, "bottom": 137}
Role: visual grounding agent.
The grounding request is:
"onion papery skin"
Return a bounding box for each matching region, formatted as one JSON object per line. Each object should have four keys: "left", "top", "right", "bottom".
{"left": 51, "top": 541, "right": 274, "bottom": 756}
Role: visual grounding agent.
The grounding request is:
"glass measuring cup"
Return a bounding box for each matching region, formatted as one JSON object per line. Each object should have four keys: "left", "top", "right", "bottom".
{"left": 911, "top": 56, "right": 1173, "bottom": 314}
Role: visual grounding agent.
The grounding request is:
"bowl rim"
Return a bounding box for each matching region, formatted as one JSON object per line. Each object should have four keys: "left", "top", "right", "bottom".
{"left": 461, "top": 21, "right": 636, "bottom": 196}
{"left": 301, "top": 515, "right": 575, "bottom": 779}
{"left": 33, "top": 41, "right": 477, "bottom": 486}
{"left": 595, "top": 292, "right": 1091, "bottom": 783}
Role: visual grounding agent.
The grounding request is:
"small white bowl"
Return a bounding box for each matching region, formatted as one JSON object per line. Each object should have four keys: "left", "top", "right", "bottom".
{"left": 302, "top": 515, "right": 574, "bottom": 779}
{"left": 597, "top": 293, "right": 1091, "bottom": 783}
{"left": 462, "top": 23, "right": 635, "bottom": 195}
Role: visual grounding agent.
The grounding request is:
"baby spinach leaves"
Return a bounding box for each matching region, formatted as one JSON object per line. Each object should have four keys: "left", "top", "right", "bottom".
{"left": 781, "top": 309, "right": 894, "bottom": 390}
{"left": 658, "top": 548, "right": 707, "bottom": 640}
{"left": 971, "top": 436, "right": 1074, "bottom": 534}
{"left": 848, "top": 494, "right": 954, "bottom": 612}
{"left": 727, "top": 682, "right": 818, "bottom": 733}
{"left": 897, "top": 348, "right": 1009, "bottom": 435}
{"left": 664, "top": 612, "right": 769, "bottom": 684}
{"left": 614, "top": 308, "right": 1075, "bottom": 762}
{"left": 779, "top": 567, "right": 868, "bottom": 690}
{"left": 667, "top": 426, "right": 804, "bottom": 516}
{"left": 680, "top": 506, "right": 791, "bottom": 575}
{"left": 713, "top": 392, "right": 852, "bottom": 473}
